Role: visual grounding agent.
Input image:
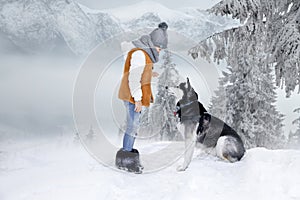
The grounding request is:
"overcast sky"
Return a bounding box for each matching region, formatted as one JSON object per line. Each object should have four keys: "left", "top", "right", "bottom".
{"left": 76, "top": 0, "right": 221, "bottom": 10}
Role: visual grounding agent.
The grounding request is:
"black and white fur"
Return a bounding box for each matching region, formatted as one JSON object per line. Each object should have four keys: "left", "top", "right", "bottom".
{"left": 176, "top": 78, "right": 245, "bottom": 171}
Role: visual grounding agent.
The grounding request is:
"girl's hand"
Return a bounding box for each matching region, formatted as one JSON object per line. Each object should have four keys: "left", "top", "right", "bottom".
{"left": 135, "top": 101, "right": 142, "bottom": 113}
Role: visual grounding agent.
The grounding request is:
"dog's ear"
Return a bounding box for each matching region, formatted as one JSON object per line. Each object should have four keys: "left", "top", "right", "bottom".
{"left": 187, "top": 77, "right": 191, "bottom": 90}
{"left": 195, "top": 92, "right": 199, "bottom": 99}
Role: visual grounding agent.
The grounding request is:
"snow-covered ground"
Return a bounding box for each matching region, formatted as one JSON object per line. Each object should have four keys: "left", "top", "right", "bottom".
{"left": 1, "top": 136, "right": 300, "bottom": 200}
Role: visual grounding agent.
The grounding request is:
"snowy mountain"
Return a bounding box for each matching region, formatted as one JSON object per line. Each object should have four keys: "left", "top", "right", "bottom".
{"left": 103, "top": 1, "right": 194, "bottom": 23}
{"left": 107, "top": 1, "right": 239, "bottom": 40}
{"left": 1, "top": 136, "right": 300, "bottom": 200}
{"left": 0, "top": 0, "right": 122, "bottom": 55}
{"left": 0, "top": 0, "right": 239, "bottom": 55}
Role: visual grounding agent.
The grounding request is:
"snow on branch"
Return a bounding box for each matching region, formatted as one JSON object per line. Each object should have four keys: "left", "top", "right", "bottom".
{"left": 209, "top": 0, "right": 261, "bottom": 23}
{"left": 272, "top": 6, "right": 300, "bottom": 96}
{"left": 190, "top": 0, "right": 300, "bottom": 97}
{"left": 188, "top": 25, "right": 248, "bottom": 65}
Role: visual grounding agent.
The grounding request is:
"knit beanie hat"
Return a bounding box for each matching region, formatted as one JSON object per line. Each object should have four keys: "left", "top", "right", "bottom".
{"left": 149, "top": 22, "right": 168, "bottom": 49}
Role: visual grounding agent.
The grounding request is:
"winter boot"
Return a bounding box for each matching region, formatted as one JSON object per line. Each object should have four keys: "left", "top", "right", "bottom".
{"left": 115, "top": 148, "right": 143, "bottom": 174}
{"left": 130, "top": 148, "right": 144, "bottom": 170}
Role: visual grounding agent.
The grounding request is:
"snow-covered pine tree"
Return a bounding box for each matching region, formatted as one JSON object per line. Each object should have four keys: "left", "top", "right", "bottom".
{"left": 190, "top": 0, "right": 300, "bottom": 97}
{"left": 86, "top": 125, "right": 96, "bottom": 141}
{"left": 139, "top": 50, "right": 181, "bottom": 141}
{"left": 209, "top": 71, "right": 228, "bottom": 121}
{"left": 289, "top": 108, "right": 300, "bottom": 148}
{"left": 189, "top": 0, "right": 287, "bottom": 148}
{"left": 73, "top": 131, "right": 80, "bottom": 144}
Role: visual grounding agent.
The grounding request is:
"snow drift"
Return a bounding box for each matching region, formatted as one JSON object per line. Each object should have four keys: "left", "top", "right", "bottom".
{"left": 1, "top": 136, "right": 300, "bottom": 200}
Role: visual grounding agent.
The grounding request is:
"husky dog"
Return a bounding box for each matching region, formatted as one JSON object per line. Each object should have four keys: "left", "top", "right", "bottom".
{"left": 176, "top": 78, "right": 245, "bottom": 171}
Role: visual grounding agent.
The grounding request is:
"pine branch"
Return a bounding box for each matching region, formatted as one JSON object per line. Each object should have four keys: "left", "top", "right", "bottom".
{"left": 188, "top": 26, "right": 242, "bottom": 62}
{"left": 294, "top": 108, "right": 300, "bottom": 113}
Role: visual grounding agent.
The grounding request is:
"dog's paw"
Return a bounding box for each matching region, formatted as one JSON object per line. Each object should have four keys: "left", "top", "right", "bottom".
{"left": 176, "top": 165, "right": 187, "bottom": 172}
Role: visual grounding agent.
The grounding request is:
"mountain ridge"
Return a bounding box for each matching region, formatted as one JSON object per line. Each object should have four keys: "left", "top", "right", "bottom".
{"left": 0, "top": 0, "right": 239, "bottom": 56}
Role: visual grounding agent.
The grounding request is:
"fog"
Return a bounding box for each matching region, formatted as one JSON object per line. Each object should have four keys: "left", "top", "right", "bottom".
{"left": 0, "top": 29, "right": 219, "bottom": 139}
{"left": 75, "top": 0, "right": 221, "bottom": 10}
{"left": 0, "top": 49, "right": 81, "bottom": 138}
{"left": 0, "top": 29, "right": 299, "bottom": 141}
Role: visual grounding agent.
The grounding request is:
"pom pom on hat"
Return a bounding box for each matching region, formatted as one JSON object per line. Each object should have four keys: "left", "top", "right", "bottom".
{"left": 158, "top": 22, "right": 168, "bottom": 30}
{"left": 150, "top": 22, "right": 168, "bottom": 49}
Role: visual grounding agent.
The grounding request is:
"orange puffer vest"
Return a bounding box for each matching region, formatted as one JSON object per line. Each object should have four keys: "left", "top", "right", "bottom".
{"left": 118, "top": 48, "right": 154, "bottom": 107}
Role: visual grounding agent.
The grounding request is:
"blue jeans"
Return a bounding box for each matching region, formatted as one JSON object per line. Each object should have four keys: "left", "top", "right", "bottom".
{"left": 123, "top": 101, "right": 141, "bottom": 151}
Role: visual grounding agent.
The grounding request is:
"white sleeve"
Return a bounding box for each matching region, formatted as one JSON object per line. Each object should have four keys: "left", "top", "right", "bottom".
{"left": 128, "top": 50, "right": 146, "bottom": 102}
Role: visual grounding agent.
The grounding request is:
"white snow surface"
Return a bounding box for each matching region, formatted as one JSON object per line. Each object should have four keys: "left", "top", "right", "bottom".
{"left": 1, "top": 137, "right": 300, "bottom": 200}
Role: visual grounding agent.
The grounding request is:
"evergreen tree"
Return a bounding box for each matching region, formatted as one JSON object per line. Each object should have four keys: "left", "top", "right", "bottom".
{"left": 73, "top": 131, "right": 80, "bottom": 144}
{"left": 189, "top": 0, "right": 288, "bottom": 148}
{"left": 139, "top": 50, "right": 181, "bottom": 141}
{"left": 209, "top": 71, "right": 228, "bottom": 121}
{"left": 86, "top": 125, "right": 96, "bottom": 141}
{"left": 289, "top": 108, "right": 300, "bottom": 148}
{"left": 190, "top": 0, "right": 300, "bottom": 97}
